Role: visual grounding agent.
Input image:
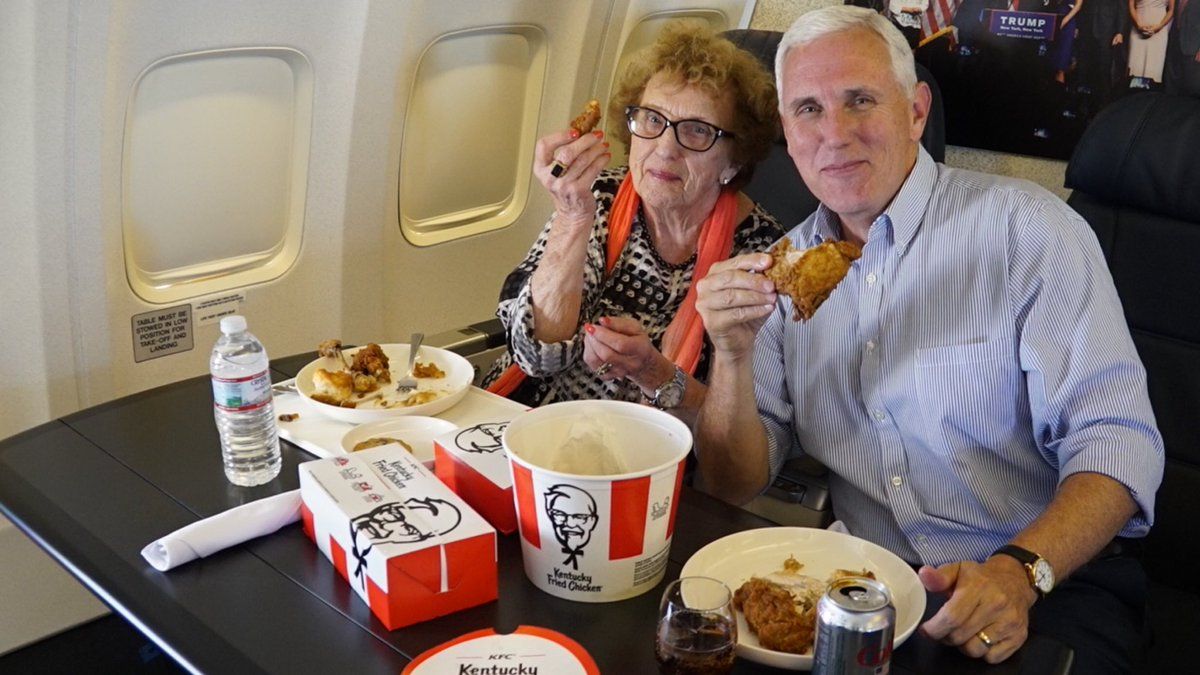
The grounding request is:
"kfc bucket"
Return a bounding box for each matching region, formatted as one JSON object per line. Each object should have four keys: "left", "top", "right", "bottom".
{"left": 503, "top": 400, "right": 691, "bottom": 602}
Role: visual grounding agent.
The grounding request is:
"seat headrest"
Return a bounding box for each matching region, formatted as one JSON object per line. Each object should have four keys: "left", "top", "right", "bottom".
{"left": 1066, "top": 93, "right": 1200, "bottom": 223}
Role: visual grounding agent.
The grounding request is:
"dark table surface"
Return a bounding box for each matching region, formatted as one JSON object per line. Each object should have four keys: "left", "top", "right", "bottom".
{"left": 0, "top": 352, "right": 1072, "bottom": 674}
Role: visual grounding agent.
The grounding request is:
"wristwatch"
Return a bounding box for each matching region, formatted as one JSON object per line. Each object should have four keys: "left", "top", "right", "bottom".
{"left": 648, "top": 366, "right": 686, "bottom": 409}
{"left": 992, "top": 544, "right": 1055, "bottom": 598}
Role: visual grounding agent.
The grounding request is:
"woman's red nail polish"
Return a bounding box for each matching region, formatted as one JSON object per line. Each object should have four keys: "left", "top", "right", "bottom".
{"left": 584, "top": 323, "right": 595, "bottom": 334}
{"left": 592, "top": 130, "right": 604, "bottom": 138}
{"left": 569, "top": 129, "right": 581, "bottom": 139}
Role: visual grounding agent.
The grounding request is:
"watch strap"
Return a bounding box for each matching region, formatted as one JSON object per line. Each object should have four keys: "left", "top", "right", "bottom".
{"left": 992, "top": 544, "right": 1049, "bottom": 597}
{"left": 993, "top": 544, "right": 1037, "bottom": 566}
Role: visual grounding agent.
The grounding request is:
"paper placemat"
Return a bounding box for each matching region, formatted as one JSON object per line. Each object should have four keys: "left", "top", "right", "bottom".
{"left": 402, "top": 626, "right": 598, "bottom": 675}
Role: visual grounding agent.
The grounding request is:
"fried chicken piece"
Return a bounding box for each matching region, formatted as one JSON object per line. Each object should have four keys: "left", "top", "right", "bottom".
{"left": 352, "top": 437, "right": 414, "bottom": 453}
{"left": 733, "top": 578, "right": 817, "bottom": 654}
{"left": 765, "top": 238, "right": 862, "bottom": 321}
{"left": 317, "top": 338, "right": 350, "bottom": 367}
{"left": 352, "top": 373, "right": 379, "bottom": 394}
{"left": 312, "top": 368, "right": 353, "bottom": 404}
{"left": 411, "top": 361, "right": 445, "bottom": 379}
{"left": 401, "top": 390, "right": 439, "bottom": 407}
{"left": 830, "top": 568, "right": 875, "bottom": 582}
{"left": 569, "top": 99, "right": 602, "bottom": 135}
{"left": 350, "top": 343, "right": 391, "bottom": 382}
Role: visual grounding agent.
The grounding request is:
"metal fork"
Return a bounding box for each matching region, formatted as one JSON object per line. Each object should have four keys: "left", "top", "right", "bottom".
{"left": 395, "top": 332, "right": 423, "bottom": 393}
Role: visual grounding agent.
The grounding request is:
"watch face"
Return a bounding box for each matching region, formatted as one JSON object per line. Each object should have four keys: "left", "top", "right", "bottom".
{"left": 657, "top": 381, "right": 684, "bottom": 409}
{"left": 1032, "top": 559, "right": 1054, "bottom": 593}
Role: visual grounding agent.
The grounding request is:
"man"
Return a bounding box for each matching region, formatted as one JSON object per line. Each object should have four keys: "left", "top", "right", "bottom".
{"left": 1076, "top": 0, "right": 1132, "bottom": 106}
{"left": 694, "top": 6, "right": 1163, "bottom": 672}
{"left": 1165, "top": 0, "right": 1200, "bottom": 95}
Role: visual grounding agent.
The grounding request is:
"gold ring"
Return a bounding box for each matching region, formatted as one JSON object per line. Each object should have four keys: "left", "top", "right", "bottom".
{"left": 595, "top": 362, "right": 613, "bottom": 377}
{"left": 976, "top": 630, "right": 994, "bottom": 648}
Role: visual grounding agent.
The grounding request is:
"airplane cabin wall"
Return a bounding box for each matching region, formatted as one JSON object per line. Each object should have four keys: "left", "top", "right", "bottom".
{"left": 0, "top": 0, "right": 757, "bottom": 656}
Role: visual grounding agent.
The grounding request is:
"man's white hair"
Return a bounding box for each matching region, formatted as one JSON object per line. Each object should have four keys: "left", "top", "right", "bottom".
{"left": 775, "top": 5, "right": 918, "bottom": 102}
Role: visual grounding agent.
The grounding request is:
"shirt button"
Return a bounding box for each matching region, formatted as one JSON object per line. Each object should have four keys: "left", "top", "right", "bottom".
{"left": 872, "top": 409, "right": 887, "bottom": 422}
{"left": 865, "top": 340, "right": 876, "bottom": 351}
{"left": 916, "top": 534, "right": 928, "bottom": 544}
{"left": 866, "top": 272, "right": 878, "bottom": 285}
{"left": 891, "top": 476, "right": 903, "bottom": 487}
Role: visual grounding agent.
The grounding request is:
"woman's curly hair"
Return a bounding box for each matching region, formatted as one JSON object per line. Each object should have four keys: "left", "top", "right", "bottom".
{"left": 608, "top": 21, "right": 780, "bottom": 189}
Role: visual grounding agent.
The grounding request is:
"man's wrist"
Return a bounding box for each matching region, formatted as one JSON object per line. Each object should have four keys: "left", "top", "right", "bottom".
{"left": 987, "top": 554, "right": 1040, "bottom": 606}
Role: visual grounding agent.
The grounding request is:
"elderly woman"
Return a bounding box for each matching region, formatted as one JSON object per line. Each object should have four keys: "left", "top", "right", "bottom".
{"left": 483, "top": 22, "right": 783, "bottom": 418}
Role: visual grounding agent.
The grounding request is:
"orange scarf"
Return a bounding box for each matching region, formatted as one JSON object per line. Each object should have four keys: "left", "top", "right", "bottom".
{"left": 488, "top": 174, "right": 739, "bottom": 397}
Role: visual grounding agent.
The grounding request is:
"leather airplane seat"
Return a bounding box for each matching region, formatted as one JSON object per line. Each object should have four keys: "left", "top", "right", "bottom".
{"left": 1065, "top": 91, "right": 1200, "bottom": 673}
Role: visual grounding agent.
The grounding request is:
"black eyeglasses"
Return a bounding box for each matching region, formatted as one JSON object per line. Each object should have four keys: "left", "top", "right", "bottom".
{"left": 625, "top": 106, "right": 735, "bottom": 152}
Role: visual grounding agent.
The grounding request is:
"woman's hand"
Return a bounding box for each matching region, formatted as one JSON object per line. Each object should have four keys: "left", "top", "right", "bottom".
{"left": 581, "top": 316, "right": 673, "bottom": 394}
{"left": 534, "top": 129, "right": 610, "bottom": 225}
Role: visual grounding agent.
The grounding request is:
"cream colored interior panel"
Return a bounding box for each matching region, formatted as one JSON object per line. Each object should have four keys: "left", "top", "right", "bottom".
{"left": 399, "top": 27, "right": 546, "bottom": 246}
{"left": 123, "top": 48, "right": 312, "bottom": 303}
{"left": 378, "top": 1, "right": 615, "bottom": 341}
{"left": 60, "top": 0, "right": 378, "bottom": 410}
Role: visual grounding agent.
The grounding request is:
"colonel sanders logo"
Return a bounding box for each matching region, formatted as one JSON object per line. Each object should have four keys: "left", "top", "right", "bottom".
{"left": 455, "top": 422, "right": 507, "bottom": 454}
{"left": 347, "top": 497, "right": 463, "bottom": 589}
{"left": 351, "top": 497, "right": 462, "bottom": 544}
{"left": 544, "top": 484, "right": 598, "bottom": 570}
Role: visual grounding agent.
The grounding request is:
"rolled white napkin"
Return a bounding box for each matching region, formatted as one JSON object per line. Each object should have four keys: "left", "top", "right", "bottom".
{"left": 142, "top": 489, "right": 303, "bottom": 571}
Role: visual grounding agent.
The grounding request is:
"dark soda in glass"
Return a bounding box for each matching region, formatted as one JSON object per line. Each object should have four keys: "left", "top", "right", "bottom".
{"left": 655, "top": 609, "right": 736, "bottom": 674}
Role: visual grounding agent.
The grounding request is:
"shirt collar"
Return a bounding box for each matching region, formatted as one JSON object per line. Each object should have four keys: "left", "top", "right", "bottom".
{"left": 885, "top": 146, "right": 937, "bottom": 255}
{"left": 806, "top": 146, "right": 937, "bottom": 253}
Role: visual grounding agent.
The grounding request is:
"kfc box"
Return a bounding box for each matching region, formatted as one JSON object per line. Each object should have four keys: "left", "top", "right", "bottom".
{"left": 433, "top": 389, "right": 527, "bottom": 534}
{"left": 299, "top": 443, "right": 497, "bottom": 630}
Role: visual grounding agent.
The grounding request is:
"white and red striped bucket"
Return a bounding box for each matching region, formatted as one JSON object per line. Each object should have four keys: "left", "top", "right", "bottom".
{"left": 503, "top": 400, "right": 691, "bottom": 602}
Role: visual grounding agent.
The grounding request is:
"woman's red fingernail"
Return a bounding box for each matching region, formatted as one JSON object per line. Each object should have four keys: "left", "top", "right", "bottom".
{"left": 569, "top": 128, "right": 581, "bottom": 139}
{"left": 584, "top": 323, "right": 595, "bottom": 334}
{"left": 599, "top": 317, "right": 610, "bottom": 327}
{"left": 592, "top": 130, "right": 604, "bottom": 138}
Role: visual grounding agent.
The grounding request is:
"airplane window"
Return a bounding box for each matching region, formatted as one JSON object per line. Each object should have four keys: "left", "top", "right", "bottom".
{"left": 122, "top": 48, "right": 311, "bottom": 303}
{"left": 399, "top": 26, "right": 547, "bottom": 246}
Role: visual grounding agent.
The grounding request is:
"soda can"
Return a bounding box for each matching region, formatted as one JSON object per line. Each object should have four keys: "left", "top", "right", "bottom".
{"left": 812, "top": 576, "right": 895, "bottom": 675}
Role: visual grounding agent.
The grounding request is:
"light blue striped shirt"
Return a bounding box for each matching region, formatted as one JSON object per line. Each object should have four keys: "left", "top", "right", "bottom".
{"left": 754, "top": 148, "right": 1164, "bottom": 566}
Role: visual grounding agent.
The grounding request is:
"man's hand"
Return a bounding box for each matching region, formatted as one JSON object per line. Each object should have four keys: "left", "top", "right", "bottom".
{"left": 917, "top": 555, "right": 1037, "bottom": 664}
{"left": 696, "top": 253, "right": 777, "bottom": 358}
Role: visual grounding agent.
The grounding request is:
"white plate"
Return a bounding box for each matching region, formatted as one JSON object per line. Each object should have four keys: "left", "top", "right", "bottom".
{"left": 679, "top": 527, "right": 926, "bottom": 671}
{"left": 340, "top": 416, "right": 459, "bottom": 468}
{"left": 295, "top": 343, "right": 472, "bottom": 424}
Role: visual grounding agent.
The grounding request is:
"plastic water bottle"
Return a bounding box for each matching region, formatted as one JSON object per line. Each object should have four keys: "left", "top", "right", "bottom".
{"left": 210, "top": 315, "right": 281, "bottom": 486}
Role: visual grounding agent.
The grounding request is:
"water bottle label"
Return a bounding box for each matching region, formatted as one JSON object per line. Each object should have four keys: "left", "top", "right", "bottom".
{"left": 212, "top": 370, "right": 272, "bottom": 412}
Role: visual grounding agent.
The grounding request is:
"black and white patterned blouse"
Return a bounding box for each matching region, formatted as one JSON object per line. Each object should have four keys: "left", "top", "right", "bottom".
{"left": 481, "top": 167, "right": 784, "bottom": 407}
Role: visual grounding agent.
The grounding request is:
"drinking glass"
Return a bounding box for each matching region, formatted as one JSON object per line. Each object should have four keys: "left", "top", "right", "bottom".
{"left": 655, "top": 576, "right": 737, "bottom": 674}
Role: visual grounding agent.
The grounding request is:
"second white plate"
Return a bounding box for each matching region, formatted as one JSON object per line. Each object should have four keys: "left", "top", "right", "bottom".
{"left": 679, "top": 527, "right": 926, "bottom": 671}
{"left": 340, "top": 416, "right": 459, "bottom": 469}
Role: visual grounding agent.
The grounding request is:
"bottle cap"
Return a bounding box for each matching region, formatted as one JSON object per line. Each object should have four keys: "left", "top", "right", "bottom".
{"left": 219, "top": 315, "right": 247, "bottom": 335}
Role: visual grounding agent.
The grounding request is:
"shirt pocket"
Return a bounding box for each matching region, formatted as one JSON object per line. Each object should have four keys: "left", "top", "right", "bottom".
{"left": 914, "top": 338, "right": 1021, "bottom": 456}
